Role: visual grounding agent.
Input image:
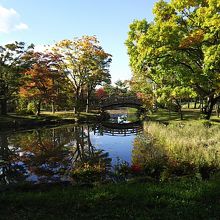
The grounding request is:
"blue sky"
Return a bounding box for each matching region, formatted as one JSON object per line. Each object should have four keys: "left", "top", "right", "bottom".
{"left": 0, "top": 0, "right": 156, "bottom": 82}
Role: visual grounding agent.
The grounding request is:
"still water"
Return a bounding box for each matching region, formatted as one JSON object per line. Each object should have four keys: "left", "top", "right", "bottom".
{"left": 0, "top": 123, "right": 142, "bottom": 184}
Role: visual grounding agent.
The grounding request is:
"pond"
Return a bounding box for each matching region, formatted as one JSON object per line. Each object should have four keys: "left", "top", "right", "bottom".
{"left": 0, "top": 122, "right": 142, "bottom": 185}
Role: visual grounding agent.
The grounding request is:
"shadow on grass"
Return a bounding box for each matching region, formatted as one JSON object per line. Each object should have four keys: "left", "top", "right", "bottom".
{"left": 148, "top": 108, "right": 220, "bottom": 124}
{"left": 0, "top": 177, "right": 220, "bottom": 219}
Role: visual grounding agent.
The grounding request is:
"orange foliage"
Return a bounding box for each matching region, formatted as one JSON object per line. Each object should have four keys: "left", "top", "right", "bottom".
{"left": 19, "top": 52, "right": 60, "bottom": 103}
{"left": 179, "top": 30, "right": 204, "bottom": 48}
{"left": 136, "top": 92, "right": 153, "bottom": 108}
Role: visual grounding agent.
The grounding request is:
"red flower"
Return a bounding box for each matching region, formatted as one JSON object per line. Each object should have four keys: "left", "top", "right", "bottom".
{"left": 131, "top": 164, "right": 142, "bottom": 173}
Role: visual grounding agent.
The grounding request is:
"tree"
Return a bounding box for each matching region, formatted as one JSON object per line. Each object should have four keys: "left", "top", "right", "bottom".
{"left": 157, "top": 86, "right": 196, "bottom": 119}
{"left": 19, "top": 52, "right": 62, "bottom": 115}
{"left": 103, "top": 80, "right": 134, "bottom": 97}
{"left": 126, "top": 0, "right": 220, "bottom": 119}
{"left": 52, "top": 36, "right": 112, "bottom": 113}
{"left": 130, "top": 75, "right": 154, "bottom": 110}
{"left": 95, "top": 87, "right": 108, "bottom": 99}
{"left": 114, "top": 80, "right": 131, "bottom": 96}
{"left": 0, "top": 42, "right": 34, "bottom": 115}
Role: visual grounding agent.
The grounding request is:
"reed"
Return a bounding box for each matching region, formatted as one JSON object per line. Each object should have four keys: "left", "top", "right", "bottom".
{"left": 134, "top": 121, "right": 220, "bottom": 178}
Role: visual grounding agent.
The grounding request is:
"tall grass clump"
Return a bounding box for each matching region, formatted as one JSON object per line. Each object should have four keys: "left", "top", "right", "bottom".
{"left": 133, "top": 121, "right": 220, "bottom": 179}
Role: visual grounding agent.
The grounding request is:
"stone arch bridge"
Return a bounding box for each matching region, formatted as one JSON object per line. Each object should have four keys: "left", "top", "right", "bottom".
{"left": 100, "top": 96, "right": 143, "bottom": 110}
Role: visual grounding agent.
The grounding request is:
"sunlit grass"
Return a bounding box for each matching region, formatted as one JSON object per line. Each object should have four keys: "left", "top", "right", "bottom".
{"left": 148, "top": 107, "right": 220, "bottom": 125}
{"left": 142, "top": 121, "right": 220, "bottom": 172}
{"left": 148, "top": 108, "right": 201, "bottom": 122}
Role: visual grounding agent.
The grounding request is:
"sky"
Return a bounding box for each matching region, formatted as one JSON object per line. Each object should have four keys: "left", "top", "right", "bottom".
{"left": 0, "top": 0, "right": 156, "bottom": 83}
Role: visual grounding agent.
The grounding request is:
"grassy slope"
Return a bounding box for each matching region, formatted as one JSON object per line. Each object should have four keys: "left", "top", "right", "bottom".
{"left": 1, "top": 178, "right": 220, "bottom": 220}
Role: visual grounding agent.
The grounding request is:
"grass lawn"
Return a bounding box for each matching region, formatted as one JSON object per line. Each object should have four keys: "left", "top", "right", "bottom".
{"left": 42, "top": 111, "right": 101, "bottom": 120}
{"left": 0, "top": 111, "right": 100, "bottom": 121}
{"left": 148, "top": 108, "right": 220, "bottom": 124}
{"left": 0, "top": 114, "right": 45, "bottom": 122}
{"left": 1, "top": 177, "right": 220, "bottom": 220}
{"left": 0, "top": 111, "right": 101, "bottom": 131}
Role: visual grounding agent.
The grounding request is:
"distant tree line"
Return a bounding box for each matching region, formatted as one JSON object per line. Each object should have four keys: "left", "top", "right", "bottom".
{"left": 0, "top": 36, "right": 112, "bottom": 115}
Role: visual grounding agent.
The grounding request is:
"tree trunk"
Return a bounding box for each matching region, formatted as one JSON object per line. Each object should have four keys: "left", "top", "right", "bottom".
{"left": 199, "top": 98, "right": 204, "bottom": 111}
{"left": 0, "top": 99, "right": 7, "bottom": 115}
{"left": 86, "top": 98, "right": 89, "bottom": 113}
{"left": 74, "top": 89, "right": 80, "bottom": 114}
{"left": 51, "top": 101, "right": 55, "bottom": 114}
{"left": 73, "top": 96, "right": 78, "bottom": 114}
{"left": 179, "top": 107, "right": 183, "bottom": 120}
{"left": 86, "top": 89, "right": 90, "bottom": 113}
{"left": 217, "top": 104, "right": 220, "bottom": 118}
{"left": 36, "top": 100, "right": 41, "bottom": 116}
{"left": 203, "top": 96, "right": 218, "bottom": 120}
{"left": 176, "top": 99, "right": 183, "bottom": 120}
{"left": 194, "top": 99, "right": 197, "bottom": 109}
{"left": 187, "top": 100, "right": 190, "bottom": 109}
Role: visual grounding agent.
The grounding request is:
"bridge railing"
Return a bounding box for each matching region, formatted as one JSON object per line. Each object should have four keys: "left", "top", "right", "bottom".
{"left": 100, "top": 96, "right": 142, "bottom": 108}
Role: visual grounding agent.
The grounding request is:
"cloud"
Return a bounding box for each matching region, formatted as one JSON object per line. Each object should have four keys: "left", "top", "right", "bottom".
{"left": 15, "top": 23, "right": 28, "bottom": 31}
{"left": 0, "top": 5, "right": 28, "bottom": 33}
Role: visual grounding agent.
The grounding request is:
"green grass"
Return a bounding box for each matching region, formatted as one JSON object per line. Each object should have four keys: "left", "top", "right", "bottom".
{"left": 143, "top": 121, "right": 220, "bottom": 167}
{"left": 0, "top": 111, "right": 101, "bottom": 131}
{"left": 148, "top": 108, "right": 220, "bottom": 124}
{"left": 1, "top": 178, "right": 220, "bottom": 220}
{"left": 42, "top": 111, "right": 99, "bottom": 118}
{"left": 0, "top": 114, "right": 45, "bottom": 122}
{"left": 127, "top": 107, "right": 138, "bottom": 114}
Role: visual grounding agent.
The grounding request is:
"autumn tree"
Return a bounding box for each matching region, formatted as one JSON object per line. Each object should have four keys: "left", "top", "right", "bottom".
{"left": 19, "top": 52, "right": 62, "bottom": 115}
{"left": 0, "top": 42, "right": 34, "bottom": 115}
{"left": 95, "top": 87, "right": 108, "bottom": 99}
{"left": 126, "top": 0, "right": 220, "bottom": 119}
{"left": 52, "top": 36, "right": 112, "bottom": 113}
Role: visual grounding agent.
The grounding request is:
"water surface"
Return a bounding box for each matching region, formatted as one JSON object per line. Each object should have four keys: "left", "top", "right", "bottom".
{"left": 0, "top": 123, "right": 142, "bottom": 184}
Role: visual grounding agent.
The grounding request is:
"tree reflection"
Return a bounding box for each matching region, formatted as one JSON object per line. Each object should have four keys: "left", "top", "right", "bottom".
{"left": 69, "top": 126, "right": 111, "bottom": 183}
{"left": 0, "top": 134, "right": 26, "bottom": 184}
{"left": 0, "top": 125, "right": 111, "bottom": 184}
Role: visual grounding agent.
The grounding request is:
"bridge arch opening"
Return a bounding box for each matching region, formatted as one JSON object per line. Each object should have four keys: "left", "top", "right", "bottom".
{"left": 98, "top": 96, "right": 144, "bottom": 124}
{"left": 104, "top": 107, "right": 140, "bottom": 124}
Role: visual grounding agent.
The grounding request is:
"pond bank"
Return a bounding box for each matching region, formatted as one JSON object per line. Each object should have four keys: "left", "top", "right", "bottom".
{"left": 0, "top": 112, "right": 104, "bottom": 132}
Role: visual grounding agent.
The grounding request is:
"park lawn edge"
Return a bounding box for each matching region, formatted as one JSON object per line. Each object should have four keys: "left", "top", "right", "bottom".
{"left": 0, "top": 177, "right": 220, "bottom": 220}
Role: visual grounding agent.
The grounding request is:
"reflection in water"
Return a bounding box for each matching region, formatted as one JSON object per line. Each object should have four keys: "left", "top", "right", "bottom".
{"left": 0, "top": 123, "right": 142, "bottom": 185}
{"left": 106, "top": 108, "right": 139, "bottom": 124}
{"left": 94, "top": 123, "right": 142, "bottom": 136}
